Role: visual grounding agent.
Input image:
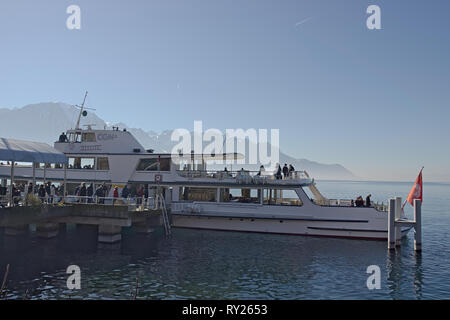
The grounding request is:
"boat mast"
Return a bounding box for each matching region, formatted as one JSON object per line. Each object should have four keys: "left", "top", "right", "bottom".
{"left": 75, "top": 91, "right": 88, "bottom": 130}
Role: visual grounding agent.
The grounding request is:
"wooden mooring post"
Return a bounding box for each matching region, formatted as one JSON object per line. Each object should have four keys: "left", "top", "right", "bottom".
{"left": 388, "top": 197, "right": 422, "bottom": 252}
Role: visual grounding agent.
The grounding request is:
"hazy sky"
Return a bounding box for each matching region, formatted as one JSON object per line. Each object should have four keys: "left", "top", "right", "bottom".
{"left": 0, "top": 0, "right": 449, "bottom": 181}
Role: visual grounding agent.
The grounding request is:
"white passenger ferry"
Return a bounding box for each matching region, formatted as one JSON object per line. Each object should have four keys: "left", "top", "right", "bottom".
{"left": 0, "top": 105, "right": 410, "bottom": 240}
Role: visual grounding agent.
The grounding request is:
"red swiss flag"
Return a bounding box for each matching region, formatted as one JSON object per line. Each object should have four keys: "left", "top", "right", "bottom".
{"left": 406, "top": 169, "right": 423, "bottom": 206}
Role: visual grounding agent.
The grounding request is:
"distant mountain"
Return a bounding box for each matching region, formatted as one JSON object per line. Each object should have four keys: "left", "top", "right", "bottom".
{"left": 0, "top": 102, "right": 106, "bottom": 143}
{"left": 0, "top": 102, "right": 356, "bottom": 180}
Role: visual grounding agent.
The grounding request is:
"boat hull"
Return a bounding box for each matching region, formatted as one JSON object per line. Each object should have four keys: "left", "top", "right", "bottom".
{"left": 171, "top": 213, "right": 411, "bottom": 240}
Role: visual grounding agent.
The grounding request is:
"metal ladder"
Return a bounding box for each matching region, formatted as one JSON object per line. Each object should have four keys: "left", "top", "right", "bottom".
{"left": 157, "top": 193, "right": 171, "bottom": 237}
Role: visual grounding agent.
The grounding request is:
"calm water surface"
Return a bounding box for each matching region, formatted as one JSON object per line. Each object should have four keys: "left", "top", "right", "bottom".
{"left": 0, "top": 181, "right": 449, "bottom": 299}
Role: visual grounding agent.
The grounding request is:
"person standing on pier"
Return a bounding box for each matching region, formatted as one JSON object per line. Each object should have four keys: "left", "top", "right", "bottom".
{"left": 113, "top": 187, "right": 119, "bottom": 198}
{"left": 27, "top": 182, "right": 33, "bottom": 195}
{"left": 45, "top": 182, "right": 51, "bottom": 203}
{"left": 121, "top": 185, "right": 130, "bottom": 199}
{"left": 113, "top": 187, "right": 119, "bottom": 204}
{"left": 38, "top": 185, "right": 46, "bottom": 201}
{"left": 87, "top": 183, "right": 94, "bottom": 203}
{"left": 50, "top": 184, "right": 56, "bottom": 204}
{"left": 137, "top": 186, "right": 144, "bottom": 205}
{"left": 102, "top": 183, "right": 108, "bottom": 197}
{"left": 95, "top": 185, "right": 104, "bottom": 204}
{"left": 79, "top": 183, "right": 87, "bottom": 203}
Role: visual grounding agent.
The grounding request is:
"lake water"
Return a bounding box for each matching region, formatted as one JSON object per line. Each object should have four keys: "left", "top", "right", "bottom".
{"left": 0, "top": 180, "right": 449, "bottom": 300}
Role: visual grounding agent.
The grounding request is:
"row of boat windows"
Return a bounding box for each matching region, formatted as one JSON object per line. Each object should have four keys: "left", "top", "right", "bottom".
{"left": 179, "top": 187, "right": 303, "bottom": 206}
{"left": 67, "top": 157, "right": 171, "bottom": 171}
{"left": 18, "top": 157, "right": 199, "bottom": 172}
{"left": 67, "top": 157, "right": 110, "bottom": 170}
{"left": 8, "top": 158, "right": 171, "bottom": 171}
{"left": 136, "top": 158, "right": 171, "bottom": 171}
{"left": 66, "top": 132, "right": 97, "bottom": 143}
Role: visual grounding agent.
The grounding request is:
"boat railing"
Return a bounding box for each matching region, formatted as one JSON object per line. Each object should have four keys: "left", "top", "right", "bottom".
{"left": 176, "top": 169, "right": 309, "bottom": 183}
{"left": 313, "top": 198, "right": 388, "bottom": 212}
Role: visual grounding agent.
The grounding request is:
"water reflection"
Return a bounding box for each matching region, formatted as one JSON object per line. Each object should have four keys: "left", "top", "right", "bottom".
{"left": 413, "top": 254, "right": 423, "bottom": 299}
{"left": 386, "top": 240, "right": 423, "bottom": 300}
{"left": 0, "top": 225, "right": 442, "bottom": 300}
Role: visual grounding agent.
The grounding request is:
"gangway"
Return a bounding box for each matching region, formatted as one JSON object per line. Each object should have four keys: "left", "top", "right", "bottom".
{"left": 156, "top": 192, "right": 171, "bottom": 237}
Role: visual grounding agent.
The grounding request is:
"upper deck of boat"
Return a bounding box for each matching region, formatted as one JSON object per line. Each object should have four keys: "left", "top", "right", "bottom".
{"left": 163, "top": 169, "right": 313, "bottom": 188}
{"left": 1, "top": 126, "right": 313, "bottom": 188}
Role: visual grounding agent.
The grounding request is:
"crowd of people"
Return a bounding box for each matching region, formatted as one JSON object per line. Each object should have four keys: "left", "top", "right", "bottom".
{"left": 73, "top": 183, "right": 145, "bottom": 203}
{"left": 1, "top": 180, "right": 152, "bottom": 206}
{"left": 274, "top": 163, "right": 296, "bottom": 180}
{"left": 226, "top": 163, "right": 297, "bottom": 180}
{"left": 0, "top": 181, "right": 65, "bottom": 205}
{"left": 351, "top": 194, "right": 372, "bottom": 207}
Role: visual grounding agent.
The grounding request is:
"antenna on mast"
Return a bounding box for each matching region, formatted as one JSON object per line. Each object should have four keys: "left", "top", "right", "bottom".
{"left": 74, "top": 91, "right": 96, "bottom": 130}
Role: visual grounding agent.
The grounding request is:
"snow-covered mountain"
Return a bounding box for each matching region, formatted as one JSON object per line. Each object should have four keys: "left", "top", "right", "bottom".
{"left": 0, "top": 102, "right": 355, "bottom": 180}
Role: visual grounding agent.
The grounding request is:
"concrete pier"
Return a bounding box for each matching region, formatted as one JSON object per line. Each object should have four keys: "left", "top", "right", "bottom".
{"left": 59, "top": 223, "right": 67, "bottom": 234}
{"left": 98, "top": 224, "right": 122, "bottom": 243}
{"left": 36, "top": 222, "right": 59, "bottom": 239}
{"left": 4, "top": 224, "right": 29, "bottom": 236}
{"left": 134, "top": 221, "right": 155, "bottom": 234}
{"left": 132, "top": 215, "right": 161, "bottom": 234}
{"left": 1, "top": 203, "right": 164, "bottom": 243}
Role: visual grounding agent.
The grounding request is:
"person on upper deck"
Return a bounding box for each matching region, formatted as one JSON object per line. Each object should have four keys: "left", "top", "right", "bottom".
{"left": 274, "top": 164, "right": 282, "bottom": 180}
{"left": 282, "top": 164, "right": 289, "bottom": 179}
{"left": 256, "top": 165, "right": 265, "bottom": 176}
{"left": 355, "top": 196, "right": 364, "bottom": 207}
{"left": 289, "top": 164, "right": 295, "bottom": 177}
{"left": 223, "top": 167, "right": 231, "bottom": 178}
{"left": 58, "top": 132, "right": 68, "bottom": 143}
{"left": 365, "top": 194, "right": 372, "bottom": 207}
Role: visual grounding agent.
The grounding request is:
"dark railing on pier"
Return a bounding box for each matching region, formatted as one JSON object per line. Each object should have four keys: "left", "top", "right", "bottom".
{"left": 0, "top": 194, "right": 161, "bottom": 212}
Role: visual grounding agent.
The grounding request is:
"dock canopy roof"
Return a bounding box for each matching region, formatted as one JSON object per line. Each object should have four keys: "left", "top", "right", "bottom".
{"left": 0, "top": 137, "right": 68, "bottom": 164}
